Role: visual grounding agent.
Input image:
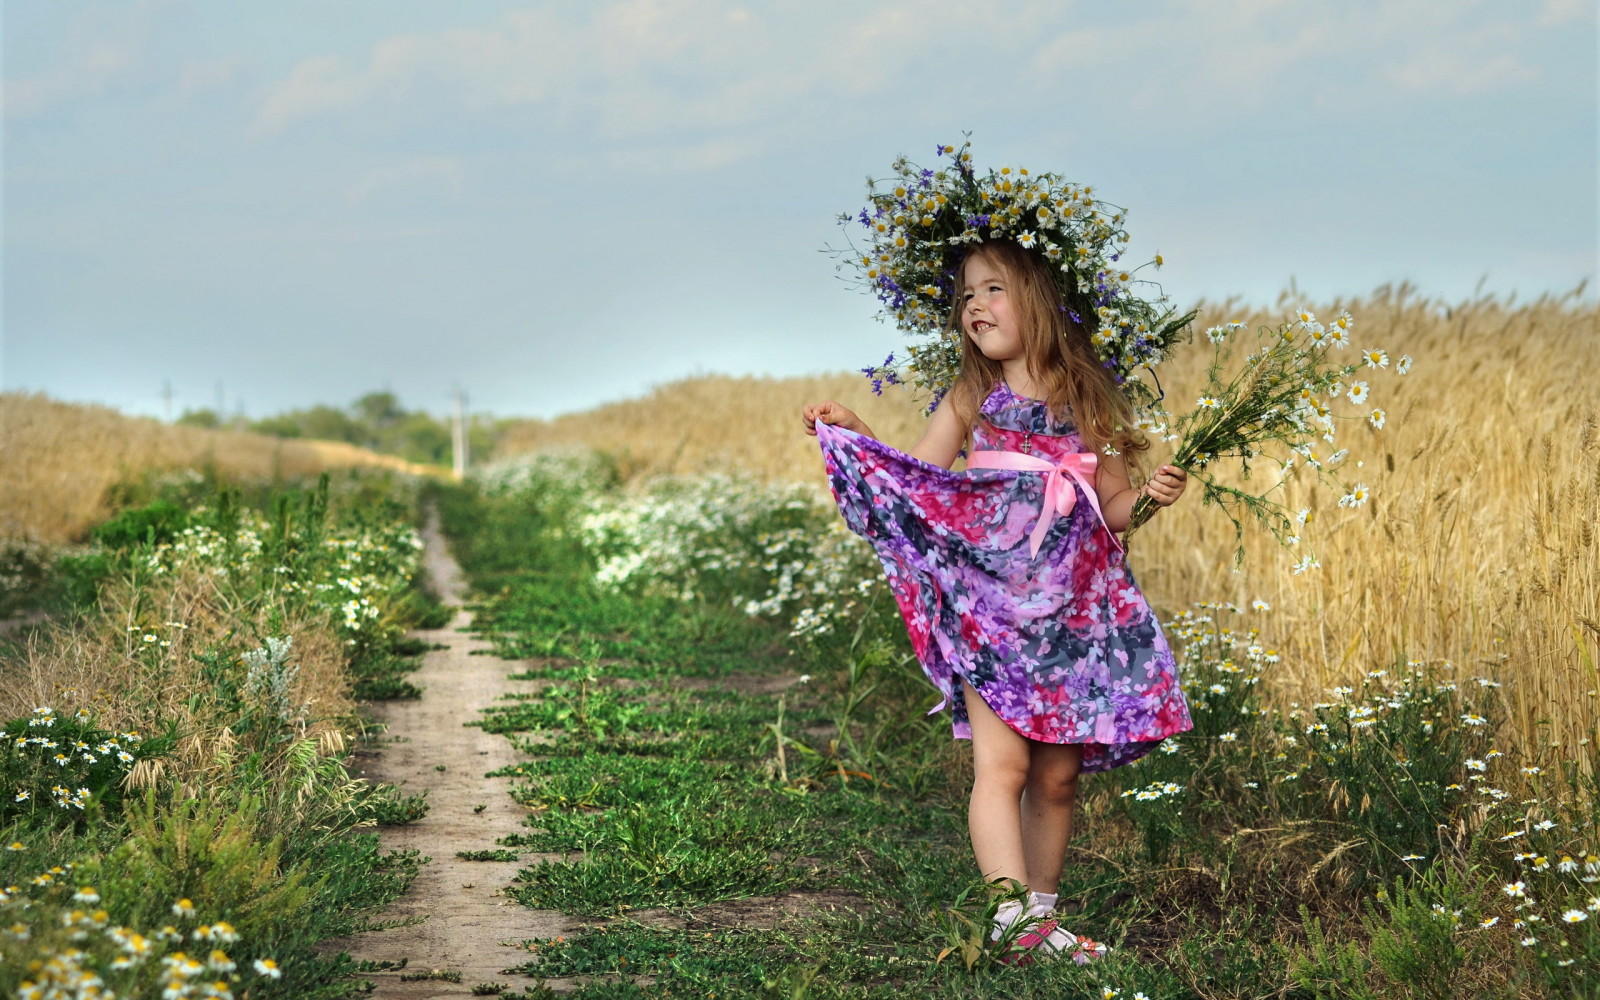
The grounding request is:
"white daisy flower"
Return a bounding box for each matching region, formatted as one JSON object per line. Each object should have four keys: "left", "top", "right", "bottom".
{"left": 1338, "top": 484, "right": 1370, "bottom": 508}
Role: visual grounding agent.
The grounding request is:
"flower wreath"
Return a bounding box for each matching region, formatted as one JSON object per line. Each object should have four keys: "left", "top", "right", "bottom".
{"left": 832, "top": 137, "right": 1194, "bottom": 413}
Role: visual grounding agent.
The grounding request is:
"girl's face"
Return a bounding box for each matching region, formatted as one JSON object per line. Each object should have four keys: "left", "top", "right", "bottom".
{"left": 960, "top": 254, "right": 1022, "bottom": 363}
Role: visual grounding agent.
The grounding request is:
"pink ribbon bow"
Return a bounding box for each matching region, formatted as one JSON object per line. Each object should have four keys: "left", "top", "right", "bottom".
{"left": 965, "top": 449, "right": 1124, "bottom": 558}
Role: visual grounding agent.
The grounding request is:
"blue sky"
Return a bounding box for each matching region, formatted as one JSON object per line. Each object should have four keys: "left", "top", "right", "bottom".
{"left": 4, "top": 0, "right": 1595, "bottom": 421}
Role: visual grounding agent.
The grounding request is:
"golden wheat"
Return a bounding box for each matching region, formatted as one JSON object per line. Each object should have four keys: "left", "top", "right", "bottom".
{"left": 0, "top": 392, "right": 443, "bottom": 543}
{"left": 495, "top": 283, "right": 1600, "bottom": 753}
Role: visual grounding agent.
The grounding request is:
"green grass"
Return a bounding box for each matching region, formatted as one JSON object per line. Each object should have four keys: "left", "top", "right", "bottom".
{"left": 432, "top": 475, "right": 1598, "bottom": 999}
{"left": 457, "top": 848, "right": 520, "bottom": 861}
{"left": 434, "top": 482, "right": 1184, "bottom": 997}
{"left": 2, "top": 476, "right": 439, "bottom": 999}
{"left": 351, "top": 648, "right": 427, "bottom": 700}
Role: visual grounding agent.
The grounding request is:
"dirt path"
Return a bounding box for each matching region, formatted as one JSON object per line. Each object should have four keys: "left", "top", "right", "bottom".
{"left": 331, "top": 509, "right": 577, "bottom": 998}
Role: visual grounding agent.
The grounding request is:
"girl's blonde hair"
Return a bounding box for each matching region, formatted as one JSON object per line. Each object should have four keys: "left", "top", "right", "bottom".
{"left": 944, "top": 240, "right": 1149, "bottom": 469}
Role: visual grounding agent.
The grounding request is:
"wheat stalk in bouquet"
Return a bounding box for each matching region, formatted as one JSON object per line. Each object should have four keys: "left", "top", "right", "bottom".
{"left": 1124, "top": 310, "right": 1410, "bottom": 566}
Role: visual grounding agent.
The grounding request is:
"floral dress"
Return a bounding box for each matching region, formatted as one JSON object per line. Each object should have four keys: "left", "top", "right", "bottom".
{"left": 815, "top": 381, "right": 1192, "bottom": 772}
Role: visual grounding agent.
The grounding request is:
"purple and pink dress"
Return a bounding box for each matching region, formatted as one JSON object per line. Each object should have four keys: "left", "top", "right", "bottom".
{"left": 815, "top": 381, "right": 1192, "bottom": 772}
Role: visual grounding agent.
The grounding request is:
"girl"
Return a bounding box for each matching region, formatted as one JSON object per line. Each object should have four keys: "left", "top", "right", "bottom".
{"left": 801, "top": 237, "right": 1194, "bottom": 964}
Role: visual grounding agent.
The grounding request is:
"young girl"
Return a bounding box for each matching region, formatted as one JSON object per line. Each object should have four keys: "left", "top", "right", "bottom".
{"left": 801, "top": 237, "right": 1194, "bottom": 964}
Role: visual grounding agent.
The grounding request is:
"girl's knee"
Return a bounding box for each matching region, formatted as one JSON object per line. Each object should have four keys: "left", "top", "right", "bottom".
{"left": 1027, "top": 746, "right": 1082, "bottom": 803}
{"left": 1029, "top": 766, "right": 1080, "bottom": 805}
{"left": 972, "top": 745, "right": 1032, "bottom": 794}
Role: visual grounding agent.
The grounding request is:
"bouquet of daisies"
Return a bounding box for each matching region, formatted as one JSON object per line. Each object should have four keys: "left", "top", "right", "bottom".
{"left": 1123, "top": 312, "right": 1411, "bottom": 566}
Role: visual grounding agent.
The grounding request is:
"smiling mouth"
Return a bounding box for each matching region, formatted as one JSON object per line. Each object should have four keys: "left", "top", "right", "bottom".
{"left": 972, "top": 321, "right": 993, "bottom": 333}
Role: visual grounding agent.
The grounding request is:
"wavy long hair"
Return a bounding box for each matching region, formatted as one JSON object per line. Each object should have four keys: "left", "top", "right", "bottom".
{"left": 943, "top": 240, "right": 1149, "bottom": 470}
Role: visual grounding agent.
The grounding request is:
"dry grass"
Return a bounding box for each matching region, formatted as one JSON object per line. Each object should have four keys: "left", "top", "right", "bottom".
{"left": 0, "top": 564, "right": 353, "bottom": 764}
{"left": 0, "top": 391, "right": 444, "bottom": 544}
{"left": 494, "top": 282, "right": 1600, "bottom": 753}
{"left": 496, "top": 372, "right": 932, "bottom": 484}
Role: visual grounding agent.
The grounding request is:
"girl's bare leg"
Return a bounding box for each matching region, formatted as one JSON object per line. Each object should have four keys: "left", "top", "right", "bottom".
{"left": 960, "top": 678, "right": 1030, "bottom": 889}
{"left": 1020, "top": 740, "right": 1082, "bottom": 894}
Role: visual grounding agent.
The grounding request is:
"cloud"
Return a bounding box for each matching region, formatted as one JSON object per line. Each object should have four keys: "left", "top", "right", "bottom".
{"left": 2, "top": 0, "right": 189, "bottom": 119}
{"left": 1025, "top": 1, "right": 1545, "bottom": 117}
{"left": 599, "top": 134, "right": 768, "bottom": 174}
{"left": 1385, "top": 36, "right": 1540, "bottom": 97}
{"left": 228, "top": 0, "right": 1566, "bottom": 180}
{"left": 178, "top": 56, "right": 248, "bottom": 95}
{"left": 248, "top": 2, "right": 984, "bottom": 145}
{"left": 347, "top": 156, "right": 465, "bottom": 203}
{"left": 1537, "top": 0, "right": 1592, "bottom": 27}
{"left": 251, "top": 8, "right": 574, "bottom": 135}
{"left": 4, "top": 40, "right": 137, "bottom": 119}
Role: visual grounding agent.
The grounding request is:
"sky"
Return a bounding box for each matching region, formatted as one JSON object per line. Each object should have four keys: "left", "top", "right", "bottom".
{"left": 3, "top": 0, "right": 1596, "bottom": 422}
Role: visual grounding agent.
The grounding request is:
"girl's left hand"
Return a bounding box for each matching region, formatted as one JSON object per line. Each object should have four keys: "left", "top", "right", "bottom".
{"left": 1142, "top": 465, "right": 1188, "bottom": 506}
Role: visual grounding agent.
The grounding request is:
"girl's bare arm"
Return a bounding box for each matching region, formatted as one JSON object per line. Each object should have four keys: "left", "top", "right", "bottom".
{"left": 801, "top": 398, "right": 966, "bottom": 470}
{"left": 1095, "top": 452, "right": 1187, "bottom": 532}
{"left": 906, "top": 400, "right": 967, "bottom": 470}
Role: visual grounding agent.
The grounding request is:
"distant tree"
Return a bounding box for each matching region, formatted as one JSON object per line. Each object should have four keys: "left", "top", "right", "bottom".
{"left": 353, "top": 392, "right": 404, "bottom": 429}
{"left": 468, "top": 420, "right": 499, "bottom": 462}
{"left": 249, "top": 415, "right": 304, "bottom": 439}
{"left": 397, "top": 412, "right": 452, "bottom": 464}
{"left": 176, "top": 408, "right": 221, "bottom": 430}
{"left": 243, "top": 390, "right": 465, "bottom": 466}
{"left": 299, "top": 405, "right": 364, "bottom": 444}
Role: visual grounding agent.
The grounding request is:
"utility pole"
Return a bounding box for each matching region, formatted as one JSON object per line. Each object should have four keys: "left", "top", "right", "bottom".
{"left": 452, "top": 386, "right": 469, "bottom": 480}
{"left": 162, "top": 380, "right": 174, "bottom": 422}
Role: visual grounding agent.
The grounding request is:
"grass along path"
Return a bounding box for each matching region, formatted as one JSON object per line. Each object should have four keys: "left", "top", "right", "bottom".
{"left": 330, "top": 507, "right": 578, "bottom": 997}
{"left": 432, "top": 483, "right": 1091, "bottom": 997}
{"left": 427, "top": 465, "right": 1599, "bottom": 997}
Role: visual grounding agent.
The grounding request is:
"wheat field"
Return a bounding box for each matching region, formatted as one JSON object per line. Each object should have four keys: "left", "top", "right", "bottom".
{"left": 0, "top": 392, "right": 444, "bottom": 543}
{"left": 497, "top": 283, "right": 1600, "bottom": 754}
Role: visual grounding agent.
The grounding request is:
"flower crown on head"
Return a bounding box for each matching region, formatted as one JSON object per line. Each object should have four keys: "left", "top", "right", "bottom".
{"left": 832, "top": 136, "right": 1194, "bottom": 412}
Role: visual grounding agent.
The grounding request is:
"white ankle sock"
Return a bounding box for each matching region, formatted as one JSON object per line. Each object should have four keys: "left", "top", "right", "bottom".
{"left": 1021, "top": 891, "right": 1077, "bottom": 954}
{"left": 992, "top": 895, "right": 1078, "bottom": 955}
{"left": 990, "top": 899, "right": 1026, "bottom": 941}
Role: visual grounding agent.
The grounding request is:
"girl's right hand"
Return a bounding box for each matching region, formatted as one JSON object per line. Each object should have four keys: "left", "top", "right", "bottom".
{"left": 801, "top": 401, "right": 860, "bottom": 436}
